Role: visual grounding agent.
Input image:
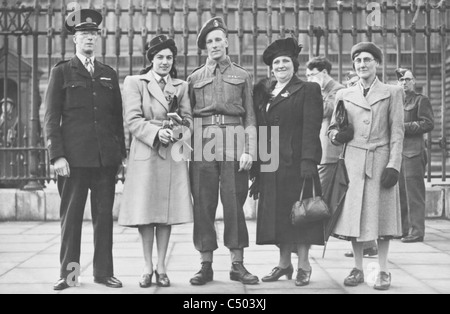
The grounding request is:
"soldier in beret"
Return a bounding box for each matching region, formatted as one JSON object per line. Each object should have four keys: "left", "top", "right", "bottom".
{"left": 396, "top": 68, "right": 434, "bottom": 244}
{"left": 328, "top": 42, "right": 405, "bottom": 290}
{"left": 187, "top": 17, "right": 258, "bottom": 286}
{"left": 44, "top": 9, "right": 126, "bottom": 291}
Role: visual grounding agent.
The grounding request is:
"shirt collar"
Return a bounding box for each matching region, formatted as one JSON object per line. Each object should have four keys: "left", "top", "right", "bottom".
{"left": 76, "top": 53, "right": 95, "bottom": 66}
{"left": 151, "top": 70, "right": 169, "bottom": 84}
{"left": 206, "top": 56, "right": 232, "bottom": 73}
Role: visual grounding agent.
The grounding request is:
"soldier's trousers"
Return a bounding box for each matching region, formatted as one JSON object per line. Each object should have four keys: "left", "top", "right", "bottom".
{"left": 57, "top": 167, "right": 117, "bottom": 280}
{"left": 399, "top": 153, "right": 427, "bottom": 237}
{"left": 190, "top": 160, "right": 249, "bottom": 258}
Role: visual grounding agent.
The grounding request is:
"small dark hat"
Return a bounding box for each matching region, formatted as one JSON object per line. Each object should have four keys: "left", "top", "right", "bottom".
{"left": 351, "top": 42, "right": 383, "bottom": 63}
{"left": 395, "top": 68, "right": 414, "bottom": 80}
{"left": 146, "top": 35, "right": 177, "bottom": 62}
{"left": 262, "top": 37, "right": 303, "bottom": 66}
{"left": 65, "top": 9, "right": 102, "bottom": 34}
{"left": 197, "top": 17, "right": 228, "bottom": 50}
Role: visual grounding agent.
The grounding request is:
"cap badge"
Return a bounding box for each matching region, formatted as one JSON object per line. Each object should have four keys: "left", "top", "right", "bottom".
{"left": 214, "top": 20, "right": 219, "bottom": 27}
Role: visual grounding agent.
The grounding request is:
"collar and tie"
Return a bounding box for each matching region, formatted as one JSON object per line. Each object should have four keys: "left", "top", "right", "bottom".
{"left": 158, "top": 78, "right": 166, "bottom": 91}
{"left": 84, "top": 58, "right": 94, "bottom": 77}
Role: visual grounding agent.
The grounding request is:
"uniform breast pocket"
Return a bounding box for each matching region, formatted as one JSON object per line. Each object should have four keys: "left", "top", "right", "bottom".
{"left": 100, "top": 80, "right": 114, "bottom": 90}
{"left": 193, "top": 78, "right": 214, "bottom": 109}
{"left": 223, "top": 77, "right": 245, "bottom": 104}
{"left": 63, "top": 81, "right": 87, "bottom": 108}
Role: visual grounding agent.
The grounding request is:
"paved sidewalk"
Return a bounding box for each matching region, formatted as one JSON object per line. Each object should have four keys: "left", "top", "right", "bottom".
{"left": 0, "top": 219, "right": 449, "bottom": 294}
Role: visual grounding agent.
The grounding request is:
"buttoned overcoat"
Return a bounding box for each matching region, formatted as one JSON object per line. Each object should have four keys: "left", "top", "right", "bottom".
{"left": 329, "top": 79, "right": 405, "bottom": 241}
{"left": 118, "top": 72, "right": 193, "bottom": 227}
{"left": 255, "top": 76, "right": 325, "bottom": 245}
{"left": 45, "top": 57, "right": 126, "bottom": 167}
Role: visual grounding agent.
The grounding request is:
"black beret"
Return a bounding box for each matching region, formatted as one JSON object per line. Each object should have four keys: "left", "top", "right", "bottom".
{"left": 146, "top": 35, "right": 177, "bottom": 62}
{"left": 263, "top": 37, "right": 303, "bottom": 66}
{"left": 351, "top": 42, "right": 383, "bottom": 63}
{"left": 197, "top": 17, "right": 228, "bottom": 50}
{"left": 65, "top": 9, "right": 102, "bottom": 34}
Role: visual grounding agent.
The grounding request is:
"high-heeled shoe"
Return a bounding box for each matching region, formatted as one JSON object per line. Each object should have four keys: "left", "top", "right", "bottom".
{"left": 155, "top": 270, "right": 171, "bottom": 287}
{"left": 139, "top": 273, "right": 153, "bottom": 288}
{"left": 261, "top": 265, "right": 294, "bottom": 282}
{"left": 295, "top": 268, "right": 312, "bottom": 287}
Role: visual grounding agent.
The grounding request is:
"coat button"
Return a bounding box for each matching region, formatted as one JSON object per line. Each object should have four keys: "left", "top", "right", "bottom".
{"left": 93, "top": 92, "right": 97, "bottom": 96}
{"left": 364, "top": 120, "right": 370, "bottom": 125}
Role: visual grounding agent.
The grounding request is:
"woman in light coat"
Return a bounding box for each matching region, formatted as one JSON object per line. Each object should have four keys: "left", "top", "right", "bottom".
{"left": 328, "top": 42, "right": 404, "bottom": 291}
{"left": 119, "top": 35, "right": 193, "bottom": 288}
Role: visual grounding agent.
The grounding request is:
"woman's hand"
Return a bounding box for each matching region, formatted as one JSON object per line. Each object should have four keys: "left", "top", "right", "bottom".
{"left": 381, "top": 168, "right": 399, "bottom": 188}
{"left": 300, "top": 159, "right": 317, "bottom": 179}
{"left": 335, "top": 124, "right": 354, "bottom": 144}
{"left": 158, "top": 128, "right": 174, "bottom": 146}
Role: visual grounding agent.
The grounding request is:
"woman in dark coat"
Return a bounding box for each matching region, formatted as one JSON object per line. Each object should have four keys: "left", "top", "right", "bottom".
{"left": 251, "top": 37, "right": 324, "bottom": 287}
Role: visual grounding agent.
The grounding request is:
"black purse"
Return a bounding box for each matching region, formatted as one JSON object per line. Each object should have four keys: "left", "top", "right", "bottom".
{"left": 335, "top": 100, "right": 348, "bottom": 130}
{"left": 291, "top": 177, "right": 331, "bottom": 226}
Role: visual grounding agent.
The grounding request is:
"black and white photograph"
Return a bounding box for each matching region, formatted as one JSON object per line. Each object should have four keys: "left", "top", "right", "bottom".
{"left": 1, "top": 0, "right": 450, "bottom": 300}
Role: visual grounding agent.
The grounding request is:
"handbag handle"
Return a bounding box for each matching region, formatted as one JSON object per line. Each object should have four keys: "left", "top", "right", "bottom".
{"left": 299, "top": 177, "right": 316, "bottom": 202}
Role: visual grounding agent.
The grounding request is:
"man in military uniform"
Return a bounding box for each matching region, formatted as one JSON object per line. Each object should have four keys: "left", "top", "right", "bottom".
{"left": 396, "top": 68, "right": 434, "bottom": 243}
{"left": 187, "top": 17, "right": 258, "bottom": 286}
{"left": 44, "top": 9, "right": 126, "bottom": 291}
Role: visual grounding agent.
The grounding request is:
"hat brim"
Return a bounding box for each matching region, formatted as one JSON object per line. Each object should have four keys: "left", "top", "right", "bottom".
{"left": 146, "top": 39, "right": 177, "bottom": 61}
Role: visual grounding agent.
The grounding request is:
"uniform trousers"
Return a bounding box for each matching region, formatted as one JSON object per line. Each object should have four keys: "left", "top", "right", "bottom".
{"left": 399, "top": 153, "right": 427, "bottom": 237}
{"left": 58, "top": 167, "right": 117, "bottom": 279}
{"left": 190, "top": 159, "right": 249, "bottom": 263}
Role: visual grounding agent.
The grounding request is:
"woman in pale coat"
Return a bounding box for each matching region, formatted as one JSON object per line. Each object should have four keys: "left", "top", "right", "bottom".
{"left": 119, "top": 35, "right": 193, "bottom": 288}
{"left": 328, "top": 42, "right": 404, "bottom": 291}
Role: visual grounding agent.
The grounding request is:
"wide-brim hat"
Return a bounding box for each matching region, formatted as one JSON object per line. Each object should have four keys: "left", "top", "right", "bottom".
{"left": 65, "top": 9, "right": 102, "bottom": 34}
{"left": 262, "top": 37, "right": 303, "bottom": 66}
{"left": 351, "top": 42, "right": 383, "bottom": 63}
{"left": 146, "top": 35, "right": 177, "bottom": 62}
{"left": 197, "top": 17, "right": 228, "bottom": 50}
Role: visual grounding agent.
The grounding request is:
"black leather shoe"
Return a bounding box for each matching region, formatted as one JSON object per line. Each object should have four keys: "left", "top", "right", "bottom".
{"left": 344, "top": 268, "right": 364, "bottom": 287}
{"left": 295, "top": 268, "right": 312, "bottom": 287}
{"left": 190, "top": 262, "right": 213, "bottom": 286}
{"left": 94, "top": 276, "right": 123, "bottom": 288}
{"left": 401, "top": 235, "right": 424, "bottom": 243}
{"left": 230, "top": 262, "right": 259, "bottom": 285}
{"left": 262, "top": 265, "right": 294, "bottom": 282}
{"left": 155, "top": 271, "right": 171, "bottom": 287}
{"left": 139, "top": 273, "right": 153, "bottom": 288}
{"left": 345, "top": 247, "right": 378, "bottom": 258}
{"left": 53, "top": 278, "right": 70, "bottom": 291}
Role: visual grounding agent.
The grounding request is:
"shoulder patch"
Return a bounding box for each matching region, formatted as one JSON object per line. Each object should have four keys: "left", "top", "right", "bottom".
{"left": 190, "top": 64, "right": 206, "bottom": 76}
{"left": 54, "top": 60, "right": 70, "bottom": 68}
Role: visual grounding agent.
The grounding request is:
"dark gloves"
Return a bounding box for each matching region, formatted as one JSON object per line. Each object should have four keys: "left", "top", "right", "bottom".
{"left": 335, "top": 124, "right": 354, "bottom": 144}
{"left": 300, "top": 159, "right": 318, "bottom": 179}
{"left": 249, "top": 178, "right": 259, "bottom": 200}
{"left": 381, "top": 168, "right": 400, "bottom": 188}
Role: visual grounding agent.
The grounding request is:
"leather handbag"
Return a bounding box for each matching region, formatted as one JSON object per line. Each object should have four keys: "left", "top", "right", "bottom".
{"left": 291, "top": 177, "right": 331, "bottom": 226}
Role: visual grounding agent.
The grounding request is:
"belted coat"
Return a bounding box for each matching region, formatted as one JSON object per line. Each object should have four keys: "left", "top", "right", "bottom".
{"left": 328, "top": 78, "right": 405, "bottom": 241}
{"left": 118, "top": 72, "right": 193, "bottom": 227}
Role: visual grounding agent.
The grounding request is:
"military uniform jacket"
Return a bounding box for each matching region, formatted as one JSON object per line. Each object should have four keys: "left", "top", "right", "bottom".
{"left": 403, "top": 91, "right": 434, "bottom": 158}
{"left": 44, "top": 56, "right": 126, "bottom": 167}
{"left": 187, "top": 57, "right": 257, "bottom": 158}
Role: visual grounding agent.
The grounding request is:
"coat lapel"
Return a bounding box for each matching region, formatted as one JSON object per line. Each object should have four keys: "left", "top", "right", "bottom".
{"left": 268, "top": 76, "right": 304, "bottom": 113}
{"left": 366, "top": 79, "right": 390, "bottom": 107}
{"left": 343, "top": 85, "right": 370, "bottom": 110}
{"left": 72, "top": 57, "right": 91, "bottom": 79}
{"left": 143, "top": 72, "right": 169, "bottom": 112}
{"left": 92, "top": 60, "right": 106, "bottom": 79}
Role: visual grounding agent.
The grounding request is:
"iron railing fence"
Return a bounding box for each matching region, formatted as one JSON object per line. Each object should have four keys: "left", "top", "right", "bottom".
{"left": 1, "top": 0, "right": 450, "bottom": 189}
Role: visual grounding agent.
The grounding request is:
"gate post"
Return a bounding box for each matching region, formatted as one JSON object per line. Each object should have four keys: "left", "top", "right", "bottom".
{"left": 23, "top": 0, "right": 43, "bottom": 191}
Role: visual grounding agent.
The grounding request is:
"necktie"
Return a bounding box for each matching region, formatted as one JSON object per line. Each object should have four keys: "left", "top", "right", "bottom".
{"left": 85, "top": 58, "right": 94, "bottom": 77}
{"left": 158, "top": 78, "right": 166, "bottom": 91}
